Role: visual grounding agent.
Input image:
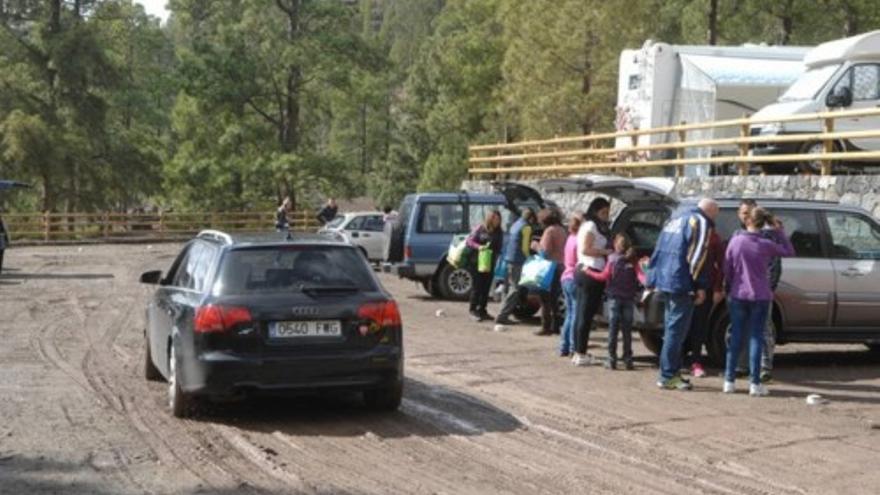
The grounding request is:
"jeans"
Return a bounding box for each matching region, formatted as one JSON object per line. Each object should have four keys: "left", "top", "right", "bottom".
{"left": 683, "top": 298, "right": 712, "bottom": 367}
{"left": 559, "top": 278, "right": 579, "bottom": 354}
{"left": 496, "top": 263, "right": 525, "bottom": 321}
{"left": 659, "top": 291, "right": 695, "bottom": 382}
{"left": 608, "top": 298, "right": 634, "bottom": 364}
{"left": 574, "top": 270, "right": 605, "bottom": 354}
{"left": 725, "top": 298, "right": 770, "bottom": 385}
{"left": 736, "top": 300, "right": 775, "bottom": 372}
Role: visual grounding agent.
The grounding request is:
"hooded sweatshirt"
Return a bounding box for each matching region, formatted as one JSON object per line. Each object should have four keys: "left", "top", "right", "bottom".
{"left": 723, "top": 229, "right": 794, "bottom": 302}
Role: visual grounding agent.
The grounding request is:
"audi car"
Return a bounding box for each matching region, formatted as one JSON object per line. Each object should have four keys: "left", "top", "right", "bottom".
{"left": 139, "top": 230, "right": 403, "bottom": 417}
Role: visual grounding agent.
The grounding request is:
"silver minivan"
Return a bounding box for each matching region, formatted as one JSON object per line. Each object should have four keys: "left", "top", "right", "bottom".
{"left": 537, "top": 177, "right": 880, "bottom": 365}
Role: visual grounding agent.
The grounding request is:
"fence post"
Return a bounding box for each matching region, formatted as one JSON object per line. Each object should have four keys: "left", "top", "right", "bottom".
{"left": 822, "top": 116, "right": 834, "bottom": 176}
{"left": 102, "top": 212, "right": 109, "bottom": 240}
{"left": 42, "top": 211, "right": 50, "bottom": 242}
{"left": 676, "top": 121, "right": 687, "bottom": 177}
{"left": 158, "top": 211, "right": 165, "bottom": 240}
{"left": 737, "top": 116, "right": 750, "bottom": 176}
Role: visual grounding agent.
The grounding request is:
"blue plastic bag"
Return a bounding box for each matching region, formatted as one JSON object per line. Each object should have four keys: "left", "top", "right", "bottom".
{"left": 519, "top": 255, "right": 557, "bottom": 292}
{"left": 494, "top": 258, "right": 509, "bottom": 280}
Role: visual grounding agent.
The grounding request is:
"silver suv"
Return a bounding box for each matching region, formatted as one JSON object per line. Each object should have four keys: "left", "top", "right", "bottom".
{"left": 537, "top": 177, "right": 880, "bottom": 365}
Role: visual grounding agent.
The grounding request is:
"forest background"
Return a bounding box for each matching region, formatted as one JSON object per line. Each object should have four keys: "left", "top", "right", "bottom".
{"left": 1, "top": 0, "right": 878, "bottom": 213}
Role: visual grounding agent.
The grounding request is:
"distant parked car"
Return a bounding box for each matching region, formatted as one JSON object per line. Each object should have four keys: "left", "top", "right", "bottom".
{"left": 541, "top": 176, "right": 880, "bottom": 364}
{"left": 319, "top": 211, "right": 387, "bottom": 262}
{"left": 139, "top": 230, "right": 403, "bottom": 417}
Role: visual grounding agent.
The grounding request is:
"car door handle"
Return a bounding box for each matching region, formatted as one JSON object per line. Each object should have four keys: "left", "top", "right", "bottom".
{"left": 351, "top": 232, "right": 359, "bottom": 238}
{"left": 362, "top": 233, "right": 370, "bottom": 238}
{"left": 842, "top": 268, "right": 865, "bottom": 277}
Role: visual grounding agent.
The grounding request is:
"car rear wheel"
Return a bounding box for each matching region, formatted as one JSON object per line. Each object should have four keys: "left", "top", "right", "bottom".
{"left": 144, "top": 334, "right": 162, "bottom": 381}
{"left": 438, "top": 263, "right": 472, "bottom": 301}
{"left": 638, "top": 329, "right": 663, "bottom": 357}
{"left": 797, "top": 140, "right": 840, "bottom": 174}
{"left": 168, "top": 344, "right": 194, "bottom": 418}
{"left": 363, "top": 381, "right": 403, "bottom": 411}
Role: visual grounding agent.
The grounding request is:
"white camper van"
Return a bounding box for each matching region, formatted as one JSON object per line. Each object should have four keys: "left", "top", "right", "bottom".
{"left": 750, "top": 30, "right": 880, "bottom": 173}
{"left": 616, "top": 41, "right": 810, "bottom": 171}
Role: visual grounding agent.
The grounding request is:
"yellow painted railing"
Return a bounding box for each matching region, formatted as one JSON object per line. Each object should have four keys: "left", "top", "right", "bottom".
{"left": 2, "top": 210, "right": 321, "bottom": 244}
{"left": 469, "top": 106, "right": 880, "bottom": 177}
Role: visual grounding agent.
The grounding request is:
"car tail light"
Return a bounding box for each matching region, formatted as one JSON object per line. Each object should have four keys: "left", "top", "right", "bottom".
{"left": 357, "top": 301, "right": 402, "bottom": 332}
{"left": 404, "top": 244, "right": 412, "bottom": 260}
{"left": 194, "top": 304, "right": 252, "bottom": 333}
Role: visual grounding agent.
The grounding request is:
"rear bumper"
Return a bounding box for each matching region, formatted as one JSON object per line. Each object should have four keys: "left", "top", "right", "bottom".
{"left": 749, "top": 138, "right": 801, "bottom": 156}
{"left": 383, "top": 262, "right": 433, "bottom": 281}
{"left": 182, "top": 346, "right": 403, "bottom": 397}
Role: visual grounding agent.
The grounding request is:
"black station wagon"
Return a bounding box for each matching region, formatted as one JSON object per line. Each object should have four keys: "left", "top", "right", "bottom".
{"left": 140, "top": 230, "right": 403, "bottom": 417}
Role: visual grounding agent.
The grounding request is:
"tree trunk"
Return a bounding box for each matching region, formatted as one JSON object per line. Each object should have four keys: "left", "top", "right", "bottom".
{"left": 841, "top": 0, "right": 858, "bottom": 36}
{"left": 278, "top": 0, "right": 302, "bottom": 154}
{"left": 707, "top": 0, "right": 718, "bottom": 45}
{"left": 580, "top": 31, "right": 596, "bottom": 135}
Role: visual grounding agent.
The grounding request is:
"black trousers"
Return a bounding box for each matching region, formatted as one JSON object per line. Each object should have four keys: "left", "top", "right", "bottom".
{"left": 574, "top": 270, "right": 605, "bottom": 354}
{"left": 469, "top": 267, "right": 493, "bottom": 314}
{"left": 683, "top": 298, "right": 712, "bottom": 366}
{"left": 540, "top": 271, "right": 562, "bottom": 332}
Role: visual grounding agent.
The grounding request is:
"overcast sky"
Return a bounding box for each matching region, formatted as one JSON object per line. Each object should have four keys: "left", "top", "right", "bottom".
{"left": 136, "top": 0, "right": 169, "bottom": 22}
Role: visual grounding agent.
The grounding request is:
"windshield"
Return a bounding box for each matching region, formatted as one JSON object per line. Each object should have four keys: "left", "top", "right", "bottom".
{"left": 324, "top": 216, "right": 346, "bottom": 229}
{"left": 213, "top": 246, "right": 378, "bottom": 295}
{"left": 779, "top": 64, "right": 840, "bottom": 102}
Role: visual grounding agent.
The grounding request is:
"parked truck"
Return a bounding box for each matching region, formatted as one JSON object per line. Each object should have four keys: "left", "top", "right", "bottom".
{"left": 615, "top": 41, "right": 810, "bottom": 172}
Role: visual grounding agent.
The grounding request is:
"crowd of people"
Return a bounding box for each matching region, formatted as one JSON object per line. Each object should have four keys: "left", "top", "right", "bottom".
{"left": 462, "top": 196, "right": 794, "bottom": 397}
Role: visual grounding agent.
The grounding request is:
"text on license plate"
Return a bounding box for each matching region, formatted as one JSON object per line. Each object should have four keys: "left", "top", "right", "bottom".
{"left": 270, "top": 321, "right": 342, "bottom": 338}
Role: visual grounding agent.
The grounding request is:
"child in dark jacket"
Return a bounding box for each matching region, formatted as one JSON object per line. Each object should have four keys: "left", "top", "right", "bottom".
{"left": 587, "top": 234, "right": 646, "bottom": 370}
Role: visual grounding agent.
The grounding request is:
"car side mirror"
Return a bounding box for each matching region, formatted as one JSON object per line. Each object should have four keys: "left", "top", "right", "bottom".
{"left": 140, "top": 270, "right": 162, "bottom": 285}
{"left": 826, "top": 86, "right": 853, "bottom": 108}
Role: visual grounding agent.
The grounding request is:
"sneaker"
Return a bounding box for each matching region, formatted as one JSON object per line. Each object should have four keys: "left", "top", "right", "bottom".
{"left": 605, "top": 359, "right": 617, "bottom": 370}
{"left": 760, "top": 371, "right": 773, "bottom": 384}
{"left": 479, "top": 311, "right": 494, "bottom": 322}
{"left": 624, "top": 360, "right": 635, "bottom": 371}
{"left": 691, "top": 363, "right": 707, "bottom": 378}
{"left": 559, "top": 350, "right": 571, "bottom": 358}
{"left": 657, "top": 375, "right": 692, "bottom": 391}
{"left": 572, "top": 353, "right": 593, "bottom": 367}
{"left": 495, "top": 316, "right": 513, "bottom": 325}
{"left": 722, "top": 381, "right": 736, "bottom": 394}
{"left": 749, "top": 383, "right": 769, "bottom": 397}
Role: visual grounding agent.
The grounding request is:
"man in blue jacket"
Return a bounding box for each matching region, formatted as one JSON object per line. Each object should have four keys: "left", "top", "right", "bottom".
{"left": 495, "top": 208, "right": 536, "bottom": 325}
{"left": 647, "top": 198, "right": 718, "bottom": 391}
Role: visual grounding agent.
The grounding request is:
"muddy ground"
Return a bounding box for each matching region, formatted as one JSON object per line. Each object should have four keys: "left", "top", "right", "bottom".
{"left": 1, "top": 244, "right": 878, "bottom": 495}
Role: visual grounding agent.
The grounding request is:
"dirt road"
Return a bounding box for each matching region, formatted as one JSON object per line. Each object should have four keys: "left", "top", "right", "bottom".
{"left": 1, "top": 244, "right": 879, "bottom": 494}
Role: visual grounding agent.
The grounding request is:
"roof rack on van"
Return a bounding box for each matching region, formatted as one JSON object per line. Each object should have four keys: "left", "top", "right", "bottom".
{"left": 197, "top": 229, "right": 233, "bottom": 245}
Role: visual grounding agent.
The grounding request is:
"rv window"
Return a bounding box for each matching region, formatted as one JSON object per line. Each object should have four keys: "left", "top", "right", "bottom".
{"left": 852, "top": 65, "right": 880, "bottom": 100}
{"left": 780, "top": 64, "right": 840, "bottom": 102}
{"left": 832, "top": 64, "right": 880, "bottom": 101}
{"left": 628, "top": 75, "right": 641, "bottom": 90}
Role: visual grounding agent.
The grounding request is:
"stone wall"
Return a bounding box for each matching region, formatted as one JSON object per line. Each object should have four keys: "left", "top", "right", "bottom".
{"left": 462, "top": 176, "right": 880, "bottom": 220}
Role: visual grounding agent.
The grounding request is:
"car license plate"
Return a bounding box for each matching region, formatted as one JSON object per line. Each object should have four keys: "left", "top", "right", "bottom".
{"left": 269, "top": 321, "right": 342, "bottom": 338}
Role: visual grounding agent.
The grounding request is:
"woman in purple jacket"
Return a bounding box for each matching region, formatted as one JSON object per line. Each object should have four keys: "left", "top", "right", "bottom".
{"left": 722, "top": 207, "right": 795, "bottom": 397}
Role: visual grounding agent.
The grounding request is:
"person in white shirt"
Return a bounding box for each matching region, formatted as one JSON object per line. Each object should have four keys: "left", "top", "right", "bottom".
{"left": 572, "top": 197, "right": 613, "bottom": 366}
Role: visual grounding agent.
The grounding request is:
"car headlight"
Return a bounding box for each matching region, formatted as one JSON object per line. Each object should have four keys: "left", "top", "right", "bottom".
{"left": 756, "top": 123, "right": 783, "bottom": 135}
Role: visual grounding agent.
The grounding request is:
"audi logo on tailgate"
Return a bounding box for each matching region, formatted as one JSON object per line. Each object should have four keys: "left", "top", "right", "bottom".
{"left": 291, "top": 306, "right": 319, "bottom": 317}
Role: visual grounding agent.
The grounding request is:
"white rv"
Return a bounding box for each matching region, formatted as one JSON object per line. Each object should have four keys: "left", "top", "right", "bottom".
{"left": 616, "top": 41, "right": 810, "bottom": 170}
{"left": 750, "top": 30, "right": 880, "bottom": 173}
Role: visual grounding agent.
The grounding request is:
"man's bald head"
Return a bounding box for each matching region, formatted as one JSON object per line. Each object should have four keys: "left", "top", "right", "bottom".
{"left": 698, "top": 198, "right": 719, "bottom": 220}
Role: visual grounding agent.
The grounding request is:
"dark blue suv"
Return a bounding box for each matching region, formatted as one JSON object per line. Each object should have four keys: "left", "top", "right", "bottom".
{"left": 382, "top": 183, "right": 552, "bottom": 302}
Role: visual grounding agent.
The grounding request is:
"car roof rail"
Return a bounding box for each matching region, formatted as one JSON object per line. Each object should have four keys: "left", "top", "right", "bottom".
{"left": 197, "top": 229, "right": 233, "bottom": 245}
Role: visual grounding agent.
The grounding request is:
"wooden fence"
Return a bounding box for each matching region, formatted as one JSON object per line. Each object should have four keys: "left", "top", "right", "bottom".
{"left": 2, "top": 210, "right": 321, "bottom": 244}
{"left": 468, "top": 106, "right": 880, "bottom": 178}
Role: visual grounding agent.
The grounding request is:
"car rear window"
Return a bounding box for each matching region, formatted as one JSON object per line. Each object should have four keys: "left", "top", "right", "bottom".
{"left": 213, "top": 246, "right": 378, "bottom": 295}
